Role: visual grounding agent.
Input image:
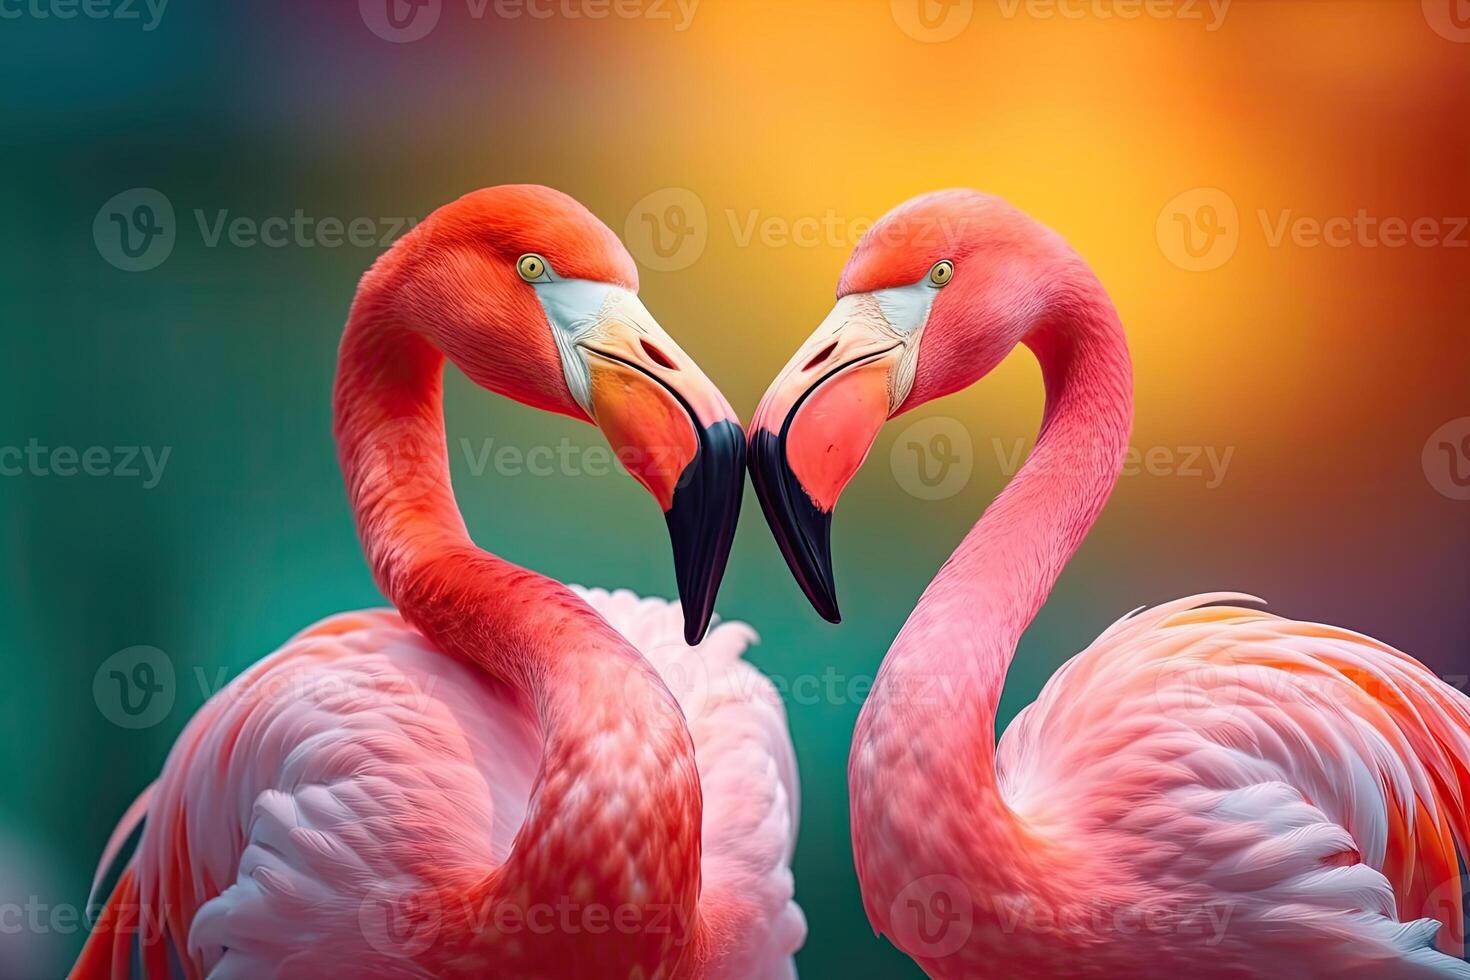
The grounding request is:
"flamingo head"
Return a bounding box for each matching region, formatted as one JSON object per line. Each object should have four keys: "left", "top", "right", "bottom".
{"left": 748, "top": 189, "right": 1066, "bottom": 621}
{"left": 396, "top": 184, "right": 744, "bottom": 643}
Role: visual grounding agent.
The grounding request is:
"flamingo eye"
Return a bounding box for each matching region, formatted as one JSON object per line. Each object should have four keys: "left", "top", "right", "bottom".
{"left": 517, "top": 253, "right": 550, "bottom": 282}
{"left": 928, "top": 259, "right": 954, "bottom": 287}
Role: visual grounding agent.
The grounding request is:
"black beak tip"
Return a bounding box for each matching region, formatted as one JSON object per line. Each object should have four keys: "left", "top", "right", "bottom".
{"left": 747, "top": 428, "right": 843, "bottom": 622}
{"left": 666, "top": 419, "right": 746, "bottom": 647}
{"left": 681, "top": 613, "right": 706, "bottom": 648}
{"left": 798, "top": 545, "right": 841, "bottom": 625}
{"left": 812, "top": 588, "right": 842, "bottom": 625}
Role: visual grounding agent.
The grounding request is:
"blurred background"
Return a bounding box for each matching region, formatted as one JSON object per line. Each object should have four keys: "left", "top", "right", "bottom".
{"left": 1, "top": 0, "right": 1467, "bottom": 975}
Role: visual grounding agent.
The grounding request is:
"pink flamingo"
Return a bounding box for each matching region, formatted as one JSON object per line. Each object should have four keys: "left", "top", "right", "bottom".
{"left": 748, "top": 189, "right": 1470, "bottom": 978}
{"left": 73, "top": 185, "right": 803, "bottom": 979}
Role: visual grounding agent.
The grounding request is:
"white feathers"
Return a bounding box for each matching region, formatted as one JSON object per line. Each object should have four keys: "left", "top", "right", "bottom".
{"left": 166, "top": 613, "right": 521, "bottom": 976}
{"left": 995, "top": 593, "right": 1470, "bottom": 976}
{"left": 121, "top": 594, "right": 801, "bottom": 979}
{"left": 572, "top": 586, "right": 806, "bottom": 979}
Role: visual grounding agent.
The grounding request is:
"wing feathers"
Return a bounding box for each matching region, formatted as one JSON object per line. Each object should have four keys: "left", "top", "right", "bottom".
{"left": 1000, "top": 593, "right": 1470, "bottom": 970}
{"left": 76, "top": 596, "right": 801, "bottom": 979}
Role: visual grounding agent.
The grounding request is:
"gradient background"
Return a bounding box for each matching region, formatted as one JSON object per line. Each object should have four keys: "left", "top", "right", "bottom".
{"left": 2, "top": 1, "right": 1468, "bottom": 976}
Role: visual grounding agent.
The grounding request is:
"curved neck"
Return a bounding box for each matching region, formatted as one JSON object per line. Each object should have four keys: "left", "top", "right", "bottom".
{"left": 851, "top": 263, "right": 1132, "bottom": 938}
{"left": 333, "top": 289, "right": 606, "bottom": 676}
{"left": 905, "top": 272, "right": 1133, "bottom": 704}
{"left": 332, "top": 289, "right": 703, "bottom": 971}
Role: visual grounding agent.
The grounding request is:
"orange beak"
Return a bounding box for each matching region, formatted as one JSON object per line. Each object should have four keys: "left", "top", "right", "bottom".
{"left": 577, "top": 302, "right": 744, "bottom": 644}
{"left": 748, "top": 293, "right": 913, "bottom": 622}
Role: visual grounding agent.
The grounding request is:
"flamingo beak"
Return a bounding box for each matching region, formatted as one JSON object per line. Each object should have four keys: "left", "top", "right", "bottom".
{"left": 579, "top": 310, "right": 745, "bottom": 645}
{"left": 748, "top": 295, "right": 912, "bottom": 622}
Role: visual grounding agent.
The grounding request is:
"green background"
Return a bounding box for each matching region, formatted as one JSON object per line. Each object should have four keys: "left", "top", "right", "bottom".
{"left": 2, "top": 2, "right": 1466, "bottom": 977}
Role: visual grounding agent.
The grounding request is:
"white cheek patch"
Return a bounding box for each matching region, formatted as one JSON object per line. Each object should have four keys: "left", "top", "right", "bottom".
{"left": 872, "top": 279, "right": 940, "bottom": 337}
{"left": 867, "top": 279, "right": 941, "bottom": 412}
{"left": 528, "top": 277, "right": 626, "bottom": 415}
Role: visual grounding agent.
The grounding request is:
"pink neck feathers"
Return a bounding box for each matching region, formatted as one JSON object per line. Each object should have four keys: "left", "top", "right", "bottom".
{"left": 850, "top": 258, "right": 1132, "bottom": 934}
{"left": 889, "top": 264, "right": 1132, "bottom": 731}
{"left": 331, "top": 279, "right": 705, "bottom": 972}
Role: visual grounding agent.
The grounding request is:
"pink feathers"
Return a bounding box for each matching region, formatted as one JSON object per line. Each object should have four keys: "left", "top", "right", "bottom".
{"left": 833, "top": 192, "right": 1470, "bottom": 978}
{"left": 73, "top": 188, "right": 802, "bottom": 979}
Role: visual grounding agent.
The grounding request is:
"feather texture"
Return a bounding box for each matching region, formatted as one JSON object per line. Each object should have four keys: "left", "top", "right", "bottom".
{"left": 988, "top": 594, "right": 1470, "bottom": 977}
{"left": 836, "top": 189, "right": 1470, "bottom": 979}
{"left": 75, "top": 595, "right": 803, "bottom": 979}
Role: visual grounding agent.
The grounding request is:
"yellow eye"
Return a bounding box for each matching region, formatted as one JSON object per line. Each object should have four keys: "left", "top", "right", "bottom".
{"left": 517, "top": 253, "right": 547, "bottom": 281}
{"left": 929, "top": 259, "right": 954, "bottom": 287}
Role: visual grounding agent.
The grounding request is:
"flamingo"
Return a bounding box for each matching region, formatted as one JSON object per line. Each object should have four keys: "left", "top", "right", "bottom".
{"left": 746, "top": 188, "right": 1470, "bottom": 978}
{"left": 72, "top": 185, "right": 804, "bottom": 980}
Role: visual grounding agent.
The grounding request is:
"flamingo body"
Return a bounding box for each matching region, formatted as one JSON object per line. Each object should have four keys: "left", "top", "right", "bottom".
{"left": 748, "top": 188, "right": 1470, "bottom": 978}
{"left": 854, "top": 594, "right": 1470, "bottom": 979}
{"left": 77, "top": 592, "right": 802, "bottom": 980}
{"left": 74, "top": 185, "right": 804, "bottom": 979}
